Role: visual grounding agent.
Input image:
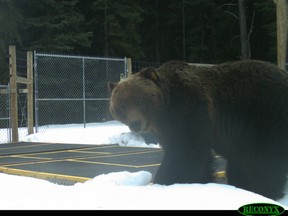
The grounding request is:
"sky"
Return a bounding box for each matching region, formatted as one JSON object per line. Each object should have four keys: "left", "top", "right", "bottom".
{"left": 0, "top": 120, "right": 287, "bottom": 210}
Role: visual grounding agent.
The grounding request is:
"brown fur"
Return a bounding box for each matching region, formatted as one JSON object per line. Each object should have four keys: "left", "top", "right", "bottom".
{"left": 108, "top": 60, "right": 288, "bottom": 200}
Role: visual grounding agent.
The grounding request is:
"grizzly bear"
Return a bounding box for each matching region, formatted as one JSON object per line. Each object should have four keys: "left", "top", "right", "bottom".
{"left": 108, "top": 60, "right": 288, "bottom": 200}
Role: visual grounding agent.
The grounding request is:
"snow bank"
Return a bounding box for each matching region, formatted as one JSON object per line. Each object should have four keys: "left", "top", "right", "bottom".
{"left": 0, "top": 171, "right": 285, "bottom": 210}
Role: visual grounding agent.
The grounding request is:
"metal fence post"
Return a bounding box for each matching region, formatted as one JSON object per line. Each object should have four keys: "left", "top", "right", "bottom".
{"left": 82, "top": 57, "right": 86, "bottom": 128}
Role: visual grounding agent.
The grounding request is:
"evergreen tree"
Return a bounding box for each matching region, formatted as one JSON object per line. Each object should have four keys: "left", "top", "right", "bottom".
{"left": 0, "top": 0, "right": 278, "bottom": 70}
{"left": 85, "top": 0, "right": 143, "bottom": 58}
{"left": 0, "top": 0, "right": 23, "bottom": 84}
{"left": 21, "top": 0, "right": 92, "bottom": 52}
{"left": 249, "top": 0, "right": 276, "bottom": 62}
{"left": 139, "top": 0, "right": 276, "bottom": 64}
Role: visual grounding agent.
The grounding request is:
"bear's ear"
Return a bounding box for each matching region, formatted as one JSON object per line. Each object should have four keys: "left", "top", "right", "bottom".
{"left": 139, "top": 67, "right": 161, "bottom": 83}
{"left": 108, "top": 82, "right": 117, "bottom": 92}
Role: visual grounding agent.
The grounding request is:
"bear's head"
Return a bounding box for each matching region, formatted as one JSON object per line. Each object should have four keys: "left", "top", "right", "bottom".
{"left": 108, "top": 67, "right": 165, "bottom": 133}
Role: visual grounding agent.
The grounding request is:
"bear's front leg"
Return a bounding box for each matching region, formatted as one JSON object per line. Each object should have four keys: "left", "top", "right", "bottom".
{"left": 153, "top": 102, "right": 214, "bottom": 185}
{"left": 153, "top": 144, "right": 213, "bottom": 185}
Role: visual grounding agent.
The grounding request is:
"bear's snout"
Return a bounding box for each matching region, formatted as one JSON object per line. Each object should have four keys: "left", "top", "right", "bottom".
{"left": 129, "top": 121, "right": 142, "bottom": 133}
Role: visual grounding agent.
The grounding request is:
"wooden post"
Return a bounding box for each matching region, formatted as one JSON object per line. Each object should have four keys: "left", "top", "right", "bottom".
{"left": 274, "top": 0, "right": 288, "bottom": 70}
{"left": 9, "top": 45, "right": 18, "bottom": 142}
{"left": 127, "top": 58, "right": 132, "bottom": 77}
{"left": 27, "top": 51, "right": 34, "bottom": 135}
{"left": 8, "top": 46, "right": 34, "bottom": 142}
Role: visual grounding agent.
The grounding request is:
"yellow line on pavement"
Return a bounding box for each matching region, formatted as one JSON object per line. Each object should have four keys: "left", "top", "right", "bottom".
{"left": 0, "top": 166, "right": 91, "bottom": 183}
{"left": 68, "top": 158, "right": 161, "bottom": 168}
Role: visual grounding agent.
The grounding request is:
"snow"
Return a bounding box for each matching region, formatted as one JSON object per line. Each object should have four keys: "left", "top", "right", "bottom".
{"left": 21, "top": 121, "right": 160, "bottom": 148}
{"left": 0, "top": 120, "right": 287, "bottom": 210}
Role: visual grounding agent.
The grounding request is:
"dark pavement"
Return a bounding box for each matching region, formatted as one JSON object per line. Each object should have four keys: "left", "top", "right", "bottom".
{"left": 0, "top": 142, "right": 226, "bottom": 185}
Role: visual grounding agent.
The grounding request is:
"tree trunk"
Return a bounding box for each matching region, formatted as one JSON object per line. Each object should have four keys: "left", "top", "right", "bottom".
{"left": 238, "top": 0, "right": 250, "bottom": 59}
{"left": 274, "top": 0, "right": 288, "bottom": 70}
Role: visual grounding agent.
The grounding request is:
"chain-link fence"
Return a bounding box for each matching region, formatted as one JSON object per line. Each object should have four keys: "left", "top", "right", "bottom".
{"left": 34, "top": 53, "right": 128, "bottom": 132}
{"left": 0, "top": 84, "right": 11, "bottom": 143}
{"left": 0, "top": 48, "right": 31, "bottom": 144}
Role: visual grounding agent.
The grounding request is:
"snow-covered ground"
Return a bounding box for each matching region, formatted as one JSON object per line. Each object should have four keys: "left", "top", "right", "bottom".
{"left": 0, "top": 120, "right": 287, "bottom": 210}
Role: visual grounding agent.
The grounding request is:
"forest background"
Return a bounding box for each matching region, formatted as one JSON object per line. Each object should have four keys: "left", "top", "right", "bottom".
{"left": 0, "top": 0, "right": 277, "bottom": 84}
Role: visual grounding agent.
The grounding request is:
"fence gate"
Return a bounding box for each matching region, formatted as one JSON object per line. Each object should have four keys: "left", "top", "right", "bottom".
{"left": 0, "top": 85, "right": 11, "bottom": 143}
{"left": 34, "top": 52, "right": 127, "bottom": 132}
